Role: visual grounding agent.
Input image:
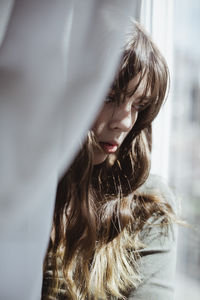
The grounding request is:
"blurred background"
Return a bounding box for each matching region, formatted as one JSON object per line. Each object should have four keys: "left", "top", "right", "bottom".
{"left": 141, "top": 0, "right": 200, "bottom": 299}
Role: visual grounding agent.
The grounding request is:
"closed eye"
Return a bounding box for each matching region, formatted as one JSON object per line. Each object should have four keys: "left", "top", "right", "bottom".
{"left": 104, "top": 92, "right": 121, "bottom": 105}
{"left": 104, "top": 95, "right": 115, "bottom": 104}
{"left": 132, "top": 98, "right": 150, "bottom": 112}
{"left": 132, "top": 103, "right": 142, "bottom": 111}
{"left": 132, "top": 103, "right": 146, "bottom": 112}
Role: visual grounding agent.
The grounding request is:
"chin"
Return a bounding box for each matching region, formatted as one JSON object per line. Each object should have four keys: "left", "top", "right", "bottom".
{"left": 93, "top": 154, "right": 108, "bottom": 165}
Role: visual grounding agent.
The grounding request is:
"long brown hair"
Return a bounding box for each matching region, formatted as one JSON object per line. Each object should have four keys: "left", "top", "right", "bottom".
{"left": 42, "top": 21, "right": 173, "bottom": 300}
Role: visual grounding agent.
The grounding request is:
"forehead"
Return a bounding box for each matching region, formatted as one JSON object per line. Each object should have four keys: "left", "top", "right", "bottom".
{"left": 126, "top": 73, "right": 150, "bottom": 97}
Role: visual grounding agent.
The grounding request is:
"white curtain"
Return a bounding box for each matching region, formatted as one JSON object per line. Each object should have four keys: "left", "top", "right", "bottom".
{"left": 0, "top": 1, "right": 141, "bottom": 299}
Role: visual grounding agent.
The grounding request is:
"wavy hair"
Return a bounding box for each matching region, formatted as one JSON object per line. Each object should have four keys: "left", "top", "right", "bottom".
{"left": 42, "top": 21, "right": 174, "bottom": 300}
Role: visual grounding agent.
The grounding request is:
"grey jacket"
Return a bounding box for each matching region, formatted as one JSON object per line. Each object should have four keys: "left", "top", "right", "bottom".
{"left": 126, "top": 175, "right": 178, "bottom": 300}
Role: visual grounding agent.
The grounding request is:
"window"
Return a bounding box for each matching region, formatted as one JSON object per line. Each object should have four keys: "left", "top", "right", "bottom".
{"left": 141, "top": 1, "right": 200, "bottom": 299}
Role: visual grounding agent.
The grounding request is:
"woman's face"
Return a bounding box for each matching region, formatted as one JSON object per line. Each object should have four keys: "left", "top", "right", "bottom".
{"left": 92, "top": 77, "right": 147, "bottom": 165}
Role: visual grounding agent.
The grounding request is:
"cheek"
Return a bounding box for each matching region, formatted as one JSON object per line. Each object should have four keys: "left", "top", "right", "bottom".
{"left": 92, "top": 106, "right": 110, "bottom": 135}
{"left": 130, "top": 110, "right": 138, "bottom": 130}
{"left": 93, "top": 119, "right": 105, "bottom": 135}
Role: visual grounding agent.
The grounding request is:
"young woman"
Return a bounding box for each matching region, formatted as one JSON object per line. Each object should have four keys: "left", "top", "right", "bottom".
{"left": 42, "top": 21, "right": 177, "bottom": 300}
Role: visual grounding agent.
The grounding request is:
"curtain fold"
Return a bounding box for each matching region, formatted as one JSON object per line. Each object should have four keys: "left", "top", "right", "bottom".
{"left": 0, "top": 1, "right": 141, "bottom": 299}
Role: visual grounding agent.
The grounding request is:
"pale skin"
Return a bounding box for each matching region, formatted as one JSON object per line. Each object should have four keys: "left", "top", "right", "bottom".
{"left": 92, "top": 76, "right": 148, "bottom": 165}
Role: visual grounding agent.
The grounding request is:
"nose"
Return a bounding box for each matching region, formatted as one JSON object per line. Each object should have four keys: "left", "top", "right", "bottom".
{"left": 109, "top": 101, "right": 137, "bottom": 132}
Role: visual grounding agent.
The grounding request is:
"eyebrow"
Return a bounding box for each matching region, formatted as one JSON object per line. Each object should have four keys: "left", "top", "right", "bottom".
{"left": 127, "top": 83, "right": 152, "bottom": 98}
{"left": 109, "top": 82, "right": 151, "bottom": 104}
{"left": 126, "top": 82, "right": 140, "bottom": 96}
{"left": 126, "top": 89, "right": 145, "bottom": 99}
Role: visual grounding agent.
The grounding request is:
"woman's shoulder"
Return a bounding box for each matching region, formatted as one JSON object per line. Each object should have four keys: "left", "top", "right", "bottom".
{"left": 127, "top": 175, "right": 179, "bottom": 300}
{"left": 137, "top": 173, "right": 178, "bottom": 212}
{"left": 133, "top": 174, "right": 179, "bottom": 249}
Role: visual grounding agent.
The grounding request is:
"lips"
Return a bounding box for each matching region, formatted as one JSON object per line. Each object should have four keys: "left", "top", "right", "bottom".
{"left": 99, "top": 142, "right": 118, "bottom": 154}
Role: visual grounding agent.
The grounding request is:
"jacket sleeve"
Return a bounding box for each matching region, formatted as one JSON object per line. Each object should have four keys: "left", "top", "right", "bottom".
{"left": 127, "top": 175, "right": 178, "bottom": 300}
